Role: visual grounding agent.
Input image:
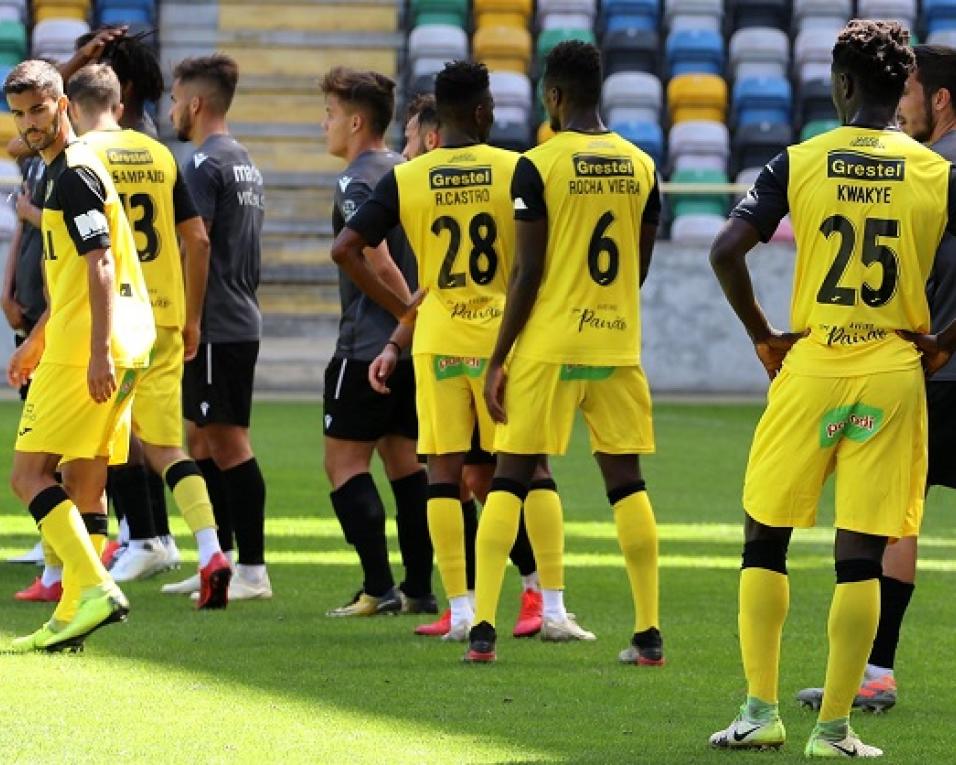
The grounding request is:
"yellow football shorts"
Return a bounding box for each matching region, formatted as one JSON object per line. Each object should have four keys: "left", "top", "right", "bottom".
{"left": 15, "top": 361, "right": 140, "bottom": 465}
{"left": 493, "top": 356, "right": 655, "bottom": 456}
{"left": 132, "top": 326, "right": 184, "bottom": 447}
{"left": 744, "top": 366, "right": 926, "bottom": 539}
{"left": 413, "top": 354, "right": 496, "bottom": 455}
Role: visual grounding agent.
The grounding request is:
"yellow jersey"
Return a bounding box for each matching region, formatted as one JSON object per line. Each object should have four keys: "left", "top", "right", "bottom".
{"left": 510, "top": 130, "right": 660, "bottom": 365}
{"left": 733, "top": 126, "right": 955, "bottom": 376}
{"left": 41, "top": 141, "right": 155, "bottom": 368}
{"left": 347, "top": 144, "right": 520, "bottom": 357}
{"left": 83, "top": 128, "right": 196, "bottom": 329}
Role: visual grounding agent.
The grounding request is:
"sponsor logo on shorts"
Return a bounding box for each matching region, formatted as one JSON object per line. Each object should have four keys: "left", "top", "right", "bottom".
{"left": 433, "top": 356, "right": 487, "bottom": 380}
{"left": 559, "top": 365, "right": 615, "bottom": 381}
{"left": 820, "top": 404, "right": 884, "bottom": 448}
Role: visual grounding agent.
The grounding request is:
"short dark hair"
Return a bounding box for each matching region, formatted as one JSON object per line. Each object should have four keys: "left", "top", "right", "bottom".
{"left": 544, "top": 40, "right": 603, "bottom": 110}
{"left": 434, "top": 60, "right": 489, "bottom": 119}
{"left": 832, "top": 19, "right": 914, "bottom": 105}
{"left": 75, "top": 29, "right": 164, "bottom": 103}
{"left": 319, "top": 66, "right": 396, "bottom": 136}
{"left": 914, "top": 44, "right": 956, "bottom": 115}
{"left": 4, "top": 59, "right": 63, "bottom": 98}
{"left": 66, "top": 63, "right": 121, "bottom": 112}
{"left": 174, "top": 53, "right": 239, "bottom": 114}
{"left": 406, "top": 92, "right": 438, "bottom": 130}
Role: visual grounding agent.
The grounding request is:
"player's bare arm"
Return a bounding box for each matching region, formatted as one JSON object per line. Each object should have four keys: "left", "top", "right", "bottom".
{"left": 368, "top": 319, "right": 415, "bottom": 395}
{"left": 330, "top": 226, "right": 411, "bottom": 320}
{"left": 484, "top": 216, "right": 548, "bottom": 424}
{"left": 7, "top": 270, "right": 50, "bottom": 387}
{"left": 2, "top": 224, "right": 24, "bottom": 330}
{"left": 177, "top": 214, "right": 210, "bottom": 361}
{"left": 639, "top": 222, "right": 657, "bottom": 288}
{"left": 710, "top": 217, "right": 805, "bottom": 380}
{"left": 58, "top": 26, "right": 128, "bottom": 84}
{"left": 85, "top": 246, "right": 117, "bottom": 403}
{"left": 364, "top": 240, "right": 412, "bottom": 304}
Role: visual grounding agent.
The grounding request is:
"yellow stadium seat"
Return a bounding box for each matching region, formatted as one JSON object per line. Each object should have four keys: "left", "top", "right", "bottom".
{"left": 0, "top": 113, "right": 17, "bottom": 152}
{"left": 476, "top": 11, "right": 527, "bottom": 29}
{"left": 34, "top": 5, "right": 90, "bottom": 22}
{"left": 537, "top": 121, "right": 555, "bottom": 144}
{"left": 473, "top": 26, "right": 531, "bottom": 74}
{"left": 666, "top": 73, "right": 728, "bottom": 124}
{"left": 474, "top": 0, "right": 533, "bottom": 22}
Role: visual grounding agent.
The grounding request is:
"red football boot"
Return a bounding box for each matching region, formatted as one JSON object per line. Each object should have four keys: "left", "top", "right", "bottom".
{"left": 101, "top": 540, "right": 122, "bottom": 567}
{"left": 512, "top": 588, "right": 543, "bottom": 637}
{"left": 15, "top": 576, "right": 63, "bottom": 602}
{"left": 196, "top": 552, "right": 232, "bottom": 609}
{"left": 415, "top": 607, "right": 451, "bottom": 636}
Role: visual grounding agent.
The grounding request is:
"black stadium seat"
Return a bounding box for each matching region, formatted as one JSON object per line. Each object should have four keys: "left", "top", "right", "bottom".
{"left": 799, "top": 78, "right": 838, "bottom": 124}
{"left": 732, "top": 122, "right": 793, "bottom": 175}
{"left": 603, "top": 28, "right": 659, "bottom": 76}
{"left": 728, "top": 0, "right": 790, "bottom": 31}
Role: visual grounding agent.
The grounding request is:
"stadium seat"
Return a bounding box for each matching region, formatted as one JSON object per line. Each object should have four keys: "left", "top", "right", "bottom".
{"left": 601, "top": 0, "right": 658, "bottom": 33}
{"left": 857, "top": 0, "right": 916, "bottom": 30}
{"left": 408, "top": 24, "right": 468, "bottom": 69}
{"left": 794, "top": 27, "right": 840, "bottom": 84}
{"left": 792, "top": 0, "right": 851, "bottom": 33}
{"left": 667, "top": 73, "right": 727, "bottom": 123}
{"left": 669, "top": 119, "right": 728, "bottom": 172}
{"left": 729, "top": 27, "right": 789, "bottom": 81}
{"left": 474, "top": 26, "right": 532, "bottom": 72}
{"left": 670, "top": 212, "right": 725, "bottom": 243}
{"left": 732, "top": 77, "right": 791, "bottom": 128}
{"left": 475, "top": 0, "right": 533, "bottom": 26}
{"left": 0, "top": 20, "right": 26, "bottom": 64}
{"left": 409, "top": 71, "right": 437, "bottom": 96}
{"left": 925, "top": 0, "right": 956, "bottom": 33}
{"left": 610, "top": 119, "right": 663, "bottom": 166}
{"left": 490, "top": 70, "right": 532, "bottom": 115}
{"left": 32, "top": 19, "right": 90, "bottom": 62}
{"left": 417, "top": 11, "right": 468, "bottom": 25}
{"left": 663, "top": 0, "right": 722, "bottom": 29}
{"left": 732, "top": 122, "right": 791, "bottom": 176}
{"left": 665, "top": 28, "right": 724, "bottom": 76}
{"left": 33, "top": 1, "right": 90, "bottom": 22}
{"left": 410, "top": 0, "right": 469, "bottom": 27}
{"left": 541, "top": 12, "right": 594, "bottom": 29}
{"left": 0, "top": 0, "right": 26, "bottom": 23}
{"left": 97, "top": 0, "right": 155, "bottom": 26}
{"left": 537, "top": 0, "right": 597, "bottom": 24}
{"left": 800, "top": 118, "right": 839, "bottom": 141}
{"left": 489, "top": 118, "right": 530, "bottom": 151}
{"left": 799, "top": 79, "right": 837, "bottom": 124}
{"left": 734, "top": 166, "right": 761, "bottom": 198}
{"left": 603, "top": 71, "right": 662, "bottom": 122}
{"left": 475, "top": 11, "right": 527, "bottom": 28}
{"left": 603, "top": 28, "right": 659, "bottom": 75}
{"left": 927, "top": 28, "right": 956, "bottom": 46}
{"left": 671, "top": 167, "right": 729, "bottom": 219}
{"left": 0, "top": 111, "right": 16, "bottom": 150}
{"left": 727, "top": 0, "right": 788, "bottom": 30}
{"left": 536, "top": 27, "right": 596, "bottom": 60}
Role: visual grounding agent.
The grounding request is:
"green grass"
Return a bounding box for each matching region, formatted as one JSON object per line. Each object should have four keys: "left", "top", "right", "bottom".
{"left": 0, "top": 401, "right": 954, "bottom": 764}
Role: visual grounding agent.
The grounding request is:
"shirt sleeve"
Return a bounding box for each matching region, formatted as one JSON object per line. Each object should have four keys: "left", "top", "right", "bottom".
{"left": 947, "top": 166, "right": 956, "bottom": 236}
{"left": 172, "top": 166, "right": 200, "bottom": 224}
{"left": 58, "top": 165, "right": 111, "bottom": 255}
{"left": 511, "top": 156, "right": 547, "bottom": 221}
{"left": 643, "top": 173, "right": 662, "bottom": 227}
{"left": 346, "top": 169, "right": 401, "bottom": 247}
{"left": 184, "top": 155, "right": 220, "bottom": 222}
{"left": 730, "top": 151, "right": 791, "bottom": 242}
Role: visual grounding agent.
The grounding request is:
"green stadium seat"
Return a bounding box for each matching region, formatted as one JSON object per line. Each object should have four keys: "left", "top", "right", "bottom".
{"left": 0, "top": 20, "right": 26, "bottom": 62}
{"left": 800, "top": 119, "right": 839, "bottom": 141}
{"left": 670, "top": 168, "right": 729, "bottom": 218}
{"left": 416, "top": 11, "right": 468, "bottom": 25}
{"left": 535, "top": 27, "right": 596, "bottom": 60}
{"left": 411, "top": 0, "right": 469, "bottom": 27}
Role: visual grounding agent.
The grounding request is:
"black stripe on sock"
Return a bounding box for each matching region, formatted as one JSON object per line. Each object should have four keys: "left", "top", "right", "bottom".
{"left": 836, "top": 558, "right": 882, "bottom": 583}
{"left": 165, "top": 459, "right": 202, "bottom": 490}
{"left": 81, "top": 513, "right": 108, "bottom": 536}
{"left": 741, "top": 539, "right": 788, "bottom": 575}
{"left": 489, "top": 477, "right": 528, "bottom": 501}
{"left": 529, "top": 478, "right": 557, "bottom": 492}
{"left": 427, "top": 482, "right": 459, "bottom": 500}
{"left": 28, "top": 485, "right": 69, "bottom": 525}
{"left": 607, "top": 480, "right": 647, "bottom": 506}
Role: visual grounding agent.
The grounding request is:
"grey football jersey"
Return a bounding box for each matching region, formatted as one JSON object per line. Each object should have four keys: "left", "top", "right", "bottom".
{"left": 926, "top": 130, "right": 956, "bottom": 381}
{"left": 332, "top": 149, "right": 417, "bottom": 361}
{"left": 184, "top": 134, "right": 264, "bottom": 343}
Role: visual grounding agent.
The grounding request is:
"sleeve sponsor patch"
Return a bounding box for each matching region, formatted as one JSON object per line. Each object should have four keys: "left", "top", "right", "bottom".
{"left": 73, "top": 210, "right": 109, "bottom": 240}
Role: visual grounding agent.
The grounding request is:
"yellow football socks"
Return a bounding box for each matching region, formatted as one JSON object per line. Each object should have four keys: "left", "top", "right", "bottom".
{"left": 819, "top": 579, "right": 881, "bottom": 722}
{"left": 165, "top": 460, "right": 217, "bottom": 533}
{"left": 41, "top": 537, "right": 62, "bottom": 568}
{"left": 427, "top": 496, "right": 467, "bottom": 599}
{"left": 473, "top": 490, "right": 523, "bottom": 627}
{"left": 523, "top": 486, "right": 564, "bottom": 590}
{"left": 613, "top": 490, "right": 660, "bottom": 633}
{"left": 42, "top": 502, "right": 110, "bottom": 624}
{"left": 739, "top": 567, "right": 790, "bottom": 704}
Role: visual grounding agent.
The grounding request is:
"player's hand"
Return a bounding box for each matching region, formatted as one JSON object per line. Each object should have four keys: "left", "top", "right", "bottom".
{"left": 484, "top": 361, "right": 508, "bottom": 424}
{"left": 368, "top": 345, "right": 398, "bottom": 395}
{"left": 182, "top": 321, "right": 200, "bottom": 361}
{"left": 1, "top": 294, "right": 24, "bottom": 331}
{"left": 754, "top": 330, "right": 807, "bottom": 381}
{"left": 15, "top": 186, "right": 34, "bottom": 221}
{"left": 7, "top": 334, "right": 41, "bottom": 388}
{"left": 79, "top": 26, "right": 127, "bottom": 62}
{"left": 87, "top": 352, "right": 117, "bottom": 403}
{"left": 898, "top": 330, "right": 952, "bottom": 377}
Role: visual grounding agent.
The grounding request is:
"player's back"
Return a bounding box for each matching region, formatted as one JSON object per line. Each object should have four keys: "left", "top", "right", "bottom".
{"left": 83, "top": 128, "right": 186, "bottom": 329}
{"left": 512, "top": 130, "right": 658, "bottom": 366}
{"left": 785, "top": 125, "right": 951, "bottom": 376}
{"left": 394, "top": 143, "right": 519, "bottom": 357}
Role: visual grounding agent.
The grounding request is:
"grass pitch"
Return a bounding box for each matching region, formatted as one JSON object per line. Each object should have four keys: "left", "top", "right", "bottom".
{"left": 0, "top": 401, "right": 954, "bottom": 764}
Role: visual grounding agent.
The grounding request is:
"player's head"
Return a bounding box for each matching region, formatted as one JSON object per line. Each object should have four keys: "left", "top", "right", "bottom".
{"left": 320, "top": 66, "right": 396, "bottom": 159}
{"left": 830, "top": 20, "right": 914, "bottom": 124}
{"left": 66, "top": 64, "right": 122, "bottom": 135}
{"left": 170, "top": 54, "right": 239, "bottom": 142}
{"left": 434, "top": 60, "right": 493, "bottom": 143}
{"left": 403, "top": 93, "right": 440, "bottom": 160}
{"left": 541, "top": 40, "right": 602, "bottom": 132}
{"left": 898, "top": 44, "right": 956, "bottom": 143}
{"left": 4, "top": 59, "right": 68, "bottom": 153}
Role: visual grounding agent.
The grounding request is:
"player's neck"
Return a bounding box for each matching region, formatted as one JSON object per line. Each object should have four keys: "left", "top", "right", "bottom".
{"left": 845, "top": 103, "right": 897, "bottom": 130}
{"left": 439, "top": 126, "right": 480, "bottom": 147}
{"left": 929, "top": 114, "right": 956, "bottom": 146}
{"left": 39, "top": 126, "right": 72, "bottom": 165}
{"left": 561, "top": 110, "right": 606, "bottom": 134}
{"left": 345, "top": 134, "right": 386, "bottom": 163}
{"left": 192, "top": 115, "right": 229, "bottom": 148}
{"left": 88, "top": 114, "right": 121, "bottom": 133}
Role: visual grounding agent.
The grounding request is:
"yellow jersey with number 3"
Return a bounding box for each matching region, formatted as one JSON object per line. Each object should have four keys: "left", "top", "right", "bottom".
{"left": 83, "top": 128, "right": 192, "bottom": 329}
{"left": 510, "top": 130, "right": 659, "bottom": 365}
{"left": 389, "top": 144, "right": 520, "bottom": 357}
{"left": 784, "top": 127, "right": 950, "bottom": 376}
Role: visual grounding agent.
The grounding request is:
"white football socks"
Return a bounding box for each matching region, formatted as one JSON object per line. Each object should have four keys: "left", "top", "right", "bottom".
{"left": 450, "top": 594, "right": 474, "bottom": 625}
{"left": 41, "top": 565, "right": 62, "bottom": 587}
{"left": 195, "top": 527, "right": 221, "bottom": 568}
{"left": 521, "top": 572, "right": 540, "bottom": 592}
{"left": 542, "top": 588, "right": 567, "bottom": 622}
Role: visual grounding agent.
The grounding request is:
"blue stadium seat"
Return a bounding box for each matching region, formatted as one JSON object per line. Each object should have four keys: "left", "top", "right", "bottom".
{"left": 602, "top": 0, "right": 658, "bottom": 32}
{"left": 732, "top": 77, "right": 791, "bottom": 128}
{"left": 925, "top": 0, "right": 956, "bottom": 32}
{"left": 606, "top": 13, "right": 656, "bottom": 31}
{"left": 97, "top": 0, "right": 156, "bottom": 26}
{"left": 665, "top": 29, "right": 724, "bottom": 76}
{"left": 611, "top": 119, "right": 664, "bottom": 167}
